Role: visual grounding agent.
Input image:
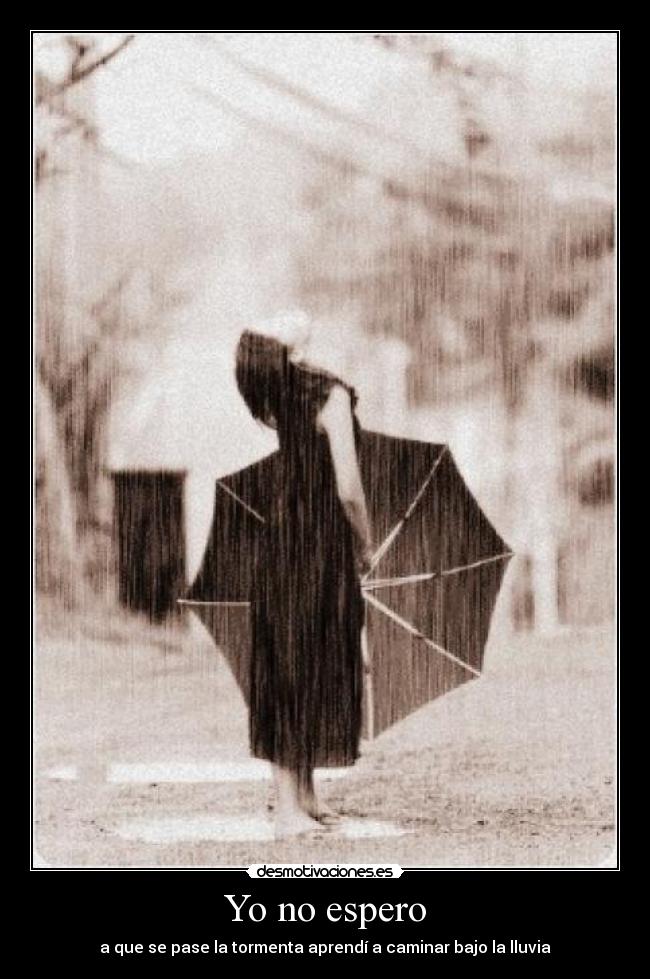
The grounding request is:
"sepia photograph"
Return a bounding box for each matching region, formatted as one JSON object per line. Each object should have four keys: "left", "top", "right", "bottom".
{"left": 32, "top": 30, "right": 617, "bottom": 869}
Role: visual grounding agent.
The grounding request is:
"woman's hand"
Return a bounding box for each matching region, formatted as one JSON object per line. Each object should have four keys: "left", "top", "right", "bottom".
{"left": 356, "top": 542, "right": 375, "bottom": 577}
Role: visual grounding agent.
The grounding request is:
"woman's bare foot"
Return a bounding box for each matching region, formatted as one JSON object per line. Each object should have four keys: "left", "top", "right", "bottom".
{"left": 273, "top": 765, "right": 328, "bottom": 838}
{"left": 313, "top": 808, "right": 341, "bottom": 825}
{"left": 298, "top": 786, "right": 341, "bottom": 824}
{"left": 274, "top": 810, "right": 324, "bottom": 840}
{"left": 297, "top": 769, "right": 341, "bottom": 823}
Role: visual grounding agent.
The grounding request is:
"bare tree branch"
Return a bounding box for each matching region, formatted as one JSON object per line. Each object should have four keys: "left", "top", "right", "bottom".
{"left": 191, "top": 83, "right": 363, "bottom": 178}
{"left": 191, "top": 33, "right": 444, "bottom": 165}
{"left": 35, "top": 148, "right": 69, "bottom": 183}
{"left": 36, "top": 35, "right": 135, "bottom": 105}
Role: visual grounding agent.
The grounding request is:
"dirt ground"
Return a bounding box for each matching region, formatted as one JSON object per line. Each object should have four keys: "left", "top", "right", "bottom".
{"left": 33, "top": 609, "right": 616, "bottom": 868}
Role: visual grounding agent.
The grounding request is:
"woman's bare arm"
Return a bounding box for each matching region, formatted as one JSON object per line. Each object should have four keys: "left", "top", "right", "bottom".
{"left": 317, "top": 385, "right": 373, "bottom": 572}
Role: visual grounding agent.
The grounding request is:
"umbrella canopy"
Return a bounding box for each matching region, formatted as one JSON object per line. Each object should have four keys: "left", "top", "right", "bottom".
{"left": 182, "top": 430, "right": 512, "bottom": 737}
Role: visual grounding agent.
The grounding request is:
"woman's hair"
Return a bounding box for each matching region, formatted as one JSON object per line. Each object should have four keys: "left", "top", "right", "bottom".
{"left": 235, "top": 329, "right": 292, "bottom": 428}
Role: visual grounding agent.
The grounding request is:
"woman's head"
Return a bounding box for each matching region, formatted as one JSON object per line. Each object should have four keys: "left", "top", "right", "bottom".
{"left": 235, "top": 311, "right": 312, "bottom": 427}
{"left": 236, "top": 330, "right": 288, "bottom": 428}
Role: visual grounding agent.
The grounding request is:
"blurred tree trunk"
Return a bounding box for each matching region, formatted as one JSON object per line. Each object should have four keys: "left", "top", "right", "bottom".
{"left": 516, "top": 367, "right": 561, "bottom": 634}
{"left": 35, "top": 36, "right": 133, "bottom": 607}
{"left": 35, "top": 372, "right": 84, "bottom": 608}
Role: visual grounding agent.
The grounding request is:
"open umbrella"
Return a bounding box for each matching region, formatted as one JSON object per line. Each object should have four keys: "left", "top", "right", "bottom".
{"left": 181, "top": 430, "right": 512, "bottom": 738}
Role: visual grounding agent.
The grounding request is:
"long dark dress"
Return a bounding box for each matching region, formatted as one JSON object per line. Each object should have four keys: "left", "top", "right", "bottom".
{"left": 249, "top": 362, "right": 365, "bottom": 769}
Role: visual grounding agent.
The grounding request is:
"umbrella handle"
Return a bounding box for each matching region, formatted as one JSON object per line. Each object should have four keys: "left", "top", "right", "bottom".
{"left": 361, "top": 624, "right": 374, "bottom": 741}
{"left": 360, "top": 624, "right": 371, "bottom": 675}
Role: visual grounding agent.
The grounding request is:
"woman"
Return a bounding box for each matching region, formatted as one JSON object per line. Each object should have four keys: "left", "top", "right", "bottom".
{"left": 235, "top": 313, "right": 373, "bottom": 838}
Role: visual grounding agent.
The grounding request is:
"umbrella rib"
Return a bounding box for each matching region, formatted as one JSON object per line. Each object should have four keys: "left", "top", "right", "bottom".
{"left": 440, "top": 552, "right": 513, "bottom": 578}
{"left": 215, "top": 479, "right": 266, "bottom": 523}
{"left": 363, "top": 445, "right": 448, "bottom": 579}
{"left": 363, "top": 590, "right": 481, "bottom": 678}
{"left": 363, "top": 572, "right": 437, "bottom": 590}
{"left": 178, "top": 599, "right": 251, "bottom": 607}
{"left": 362, "top": 552, "right": 514, "bottom": 590}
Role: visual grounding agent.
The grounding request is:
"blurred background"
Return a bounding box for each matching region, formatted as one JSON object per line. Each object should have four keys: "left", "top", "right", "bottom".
{"left": 34, "top": 31, "right": 616, "bottom": 638}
